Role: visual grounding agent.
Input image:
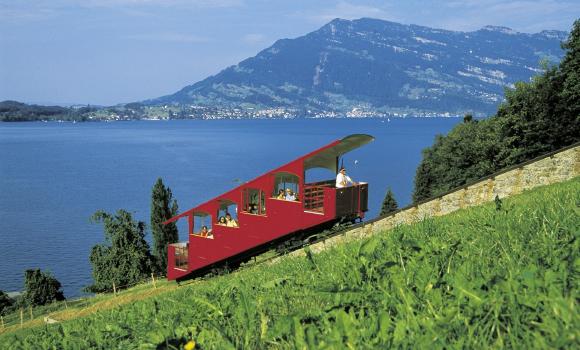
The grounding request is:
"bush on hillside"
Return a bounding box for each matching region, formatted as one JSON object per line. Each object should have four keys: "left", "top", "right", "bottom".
{"left": 86, "top": 210, "right": 153, "bottom": 293}
{"left": 21, "top": 269, "right": 65, "bottom": 307}
{"left": 0, "top": 290, "right": 15, "bottom": 315}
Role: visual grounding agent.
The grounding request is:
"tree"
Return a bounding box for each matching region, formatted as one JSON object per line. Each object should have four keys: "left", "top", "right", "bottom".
{"left": 151, "top": 178, "right": 179, "bottom": 275}
{"left": 559, "top": 19, "right": 580, "bottom": 126}
{"left": 87, "top": 210, "right": 153, "bottom": 293}
{"left": 412, "top": 20, "right": 580, "bottom": 202}
{"left": 496, "top": 19, "right": 579, "bottom": 165}
{"left": 413, "top": 118, "right": 501, "bottom": 202}
{"left": 380, "top": 188, "right": 399, "bottom": 216}
{"left": 412, "top": 149, "right": 435, "bottom": 202}
{"left": 0, "top": 290, "right": 14, "bottom": 315}
{"left": 21, "top": 269, "right": 65, "bottom": 306}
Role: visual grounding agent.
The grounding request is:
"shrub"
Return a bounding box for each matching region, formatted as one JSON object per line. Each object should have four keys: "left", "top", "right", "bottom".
{"left": 87, "top": 210, "right": 153, "bottom": 293}
{"left": 21, "top": 269, "right": 65, "bottom": 306}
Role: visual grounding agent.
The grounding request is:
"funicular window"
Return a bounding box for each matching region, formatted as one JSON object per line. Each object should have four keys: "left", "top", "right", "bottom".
{"left": 216, "top": 199, "right": 239, "bottom": 228}
{"left": 273, "top": 172, "right": 300, "bottom": 202}
{"left": 173, "top": 242, "right": 188, "bottom": 270}
{"left": 305, "top": 167, "right": 336, "bottom": 186}
{"left": 192, "top": 211, "right": 213, "bottom": 238}
{"left": 242, "top": 188, "right": 266, "bottom": 215}
{"left": 304, "top": 167, "right": 336, "bottom": 213}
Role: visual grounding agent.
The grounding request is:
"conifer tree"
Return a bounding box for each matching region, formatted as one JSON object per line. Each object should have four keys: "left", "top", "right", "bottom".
{"left": 380, "top": 188, "right": 399, "bottom": 216}
{"left": 413, "top": 153, "right": 434, "bottom": 202}
{"left": 151, "top": 178, "right": 179, "bottom": 275}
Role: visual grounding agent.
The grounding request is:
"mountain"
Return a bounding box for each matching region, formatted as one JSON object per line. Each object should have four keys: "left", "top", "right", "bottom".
{"left": 147, "top": 18, "right": 567, "bottom": 117}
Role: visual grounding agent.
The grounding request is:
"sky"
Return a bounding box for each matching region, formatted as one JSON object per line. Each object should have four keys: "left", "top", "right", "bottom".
{"left": 0, "top": 0, "right": 578, "bottom": 106}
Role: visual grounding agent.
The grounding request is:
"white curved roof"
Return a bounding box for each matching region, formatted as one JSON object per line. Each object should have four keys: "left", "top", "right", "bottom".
{"left": 304, "top": 134, "right": 374, "bottom": 172}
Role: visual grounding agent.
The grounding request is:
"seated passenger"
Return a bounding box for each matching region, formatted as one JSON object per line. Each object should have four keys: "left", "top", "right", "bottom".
{"left": 200, "top": 225, "right": 210, "bottom": 237}
{"left": 336, "top": 167, "right": 356, "bottom": 188}
{"left": 276, "top": 189, "right": 285, "bottom": 200}
{"left": 248, "top": 203, "right": 258, "bottom": 214}
{"left": 218, "top": 216, "right": 227, "bottom": 226}
{"left": 285, "top": 188, "right": 297, "bottom": 201}
{"left": 225, "top": 213, "right": 238, "bottom": 227}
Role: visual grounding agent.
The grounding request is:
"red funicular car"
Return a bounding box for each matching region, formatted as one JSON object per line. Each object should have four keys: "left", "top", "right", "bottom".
{"left": 164, "top": 134, "right": 374, "bottom": 281}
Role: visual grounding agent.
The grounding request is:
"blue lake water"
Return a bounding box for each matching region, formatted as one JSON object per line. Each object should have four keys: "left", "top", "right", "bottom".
{"left": 0, "top": 118, "right": 460, "bottom": 297}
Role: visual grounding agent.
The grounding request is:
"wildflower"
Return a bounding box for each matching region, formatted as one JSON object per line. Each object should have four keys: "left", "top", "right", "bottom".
{"left": 184, "top": 340, "right": 196, "bottom": 350}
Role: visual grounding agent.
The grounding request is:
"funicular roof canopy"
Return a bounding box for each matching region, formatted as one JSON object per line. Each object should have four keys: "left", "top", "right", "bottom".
{"left": 304, "top": 134, "right": 374, "bottom": 173}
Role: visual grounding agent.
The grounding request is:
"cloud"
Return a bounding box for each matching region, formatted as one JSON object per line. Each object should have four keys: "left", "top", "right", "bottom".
{"left": 242, "top": 33, "right": 267, "bottom": 44}
{"left": 0, "top": 0, "right": 243, "bottom": 23}
{"left": 435, "top": 0, "right": 579, "bottom": 32}
{"left": 79, "top": 0, "right": 243, "bottom": 9}
{"left": 306, "top": 1, "right": 395, "bottom": 24}
{"left": 123, "top": 33, "right": 210, "bottom": 43}
{"left": 0, "top": 4, "right": 58, "bottom": 22}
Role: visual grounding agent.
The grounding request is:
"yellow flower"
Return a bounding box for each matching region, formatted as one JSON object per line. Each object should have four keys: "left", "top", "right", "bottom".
{"left": 184, "top": 340, "right": 196, "bottom": 350}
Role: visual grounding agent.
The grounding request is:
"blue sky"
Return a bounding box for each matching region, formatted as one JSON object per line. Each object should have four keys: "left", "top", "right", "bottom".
{"left": 0, "top": 0, "right": 578, "bottom": 105}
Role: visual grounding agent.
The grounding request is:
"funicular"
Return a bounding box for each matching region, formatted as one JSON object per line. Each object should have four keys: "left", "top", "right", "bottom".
{"left": 165, "top": 134, "right": 374, "bottom": 280}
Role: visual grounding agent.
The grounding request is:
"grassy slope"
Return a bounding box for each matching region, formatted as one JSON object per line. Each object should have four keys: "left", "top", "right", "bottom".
{"left": 0, "top": 279, "right": 178, "bottom": 334}
{"left": 1, "top": 178, "right": 578, "bottom": 349}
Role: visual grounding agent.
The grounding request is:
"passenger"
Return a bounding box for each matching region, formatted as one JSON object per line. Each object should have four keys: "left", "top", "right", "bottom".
{"left": 218, "top": 216, "right": 227, "bottom": 226}
{"left": 276, "top": 189, "right": 285, "bottom": 200}
{"left": 336, "top": 167, "right": 356, "bottom": 188}
{"left": 285, "top": 188, "right": 297, "bottom": 201}
{"left": 248, "top": 203, "right": 258, "bottom": 214}
{"left": 225, "top": 213, "right": 238, "bottom": 228}
{"left": 200, "top": 225, "right": 210, "bottom": 237}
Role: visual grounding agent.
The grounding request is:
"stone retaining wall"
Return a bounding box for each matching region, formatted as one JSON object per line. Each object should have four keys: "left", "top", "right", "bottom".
{"left": 289, "top": 144, "right": 580, "bottom": 258}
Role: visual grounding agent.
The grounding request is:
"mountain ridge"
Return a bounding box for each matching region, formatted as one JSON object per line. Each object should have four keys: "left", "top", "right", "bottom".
{"left": 144, "top": 17, "right": 567, "bottom": 117}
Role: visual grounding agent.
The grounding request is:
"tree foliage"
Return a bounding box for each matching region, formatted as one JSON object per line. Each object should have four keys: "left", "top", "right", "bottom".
{"left": 0, "top": 290, "right": 15, "bottom": 315}
{"left": 413, "top": 118, "right": 501, "bottom": 201}
{"left": 87, "top": 210, "right": 153, "bottom": 293}
{"left": 0, "top": 100, "right": 89, "bottom": 122}
{"left": 559, "top": 19, "right": 580, "bottom": 121}
{"left": 380, "top": 188, "right": 399, "bottom": 216}
{"left": 151, "top": 178, "right": 179, "bottom": 275}
{"left": 413, "top": 20, "right": 580, "bottom": 202}
{"left": 21, "top": 269, "right": 65, "bottom": 306}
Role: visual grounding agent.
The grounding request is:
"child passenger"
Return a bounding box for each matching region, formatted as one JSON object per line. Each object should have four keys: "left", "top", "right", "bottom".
{"left": 276, "top": 189, "right": 285, "bottom": 200}
{"left": 225, "top": 213, "right": 238, "bottom": 227}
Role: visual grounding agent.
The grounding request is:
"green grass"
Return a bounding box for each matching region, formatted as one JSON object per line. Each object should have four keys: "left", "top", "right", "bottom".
{"left": 1, "top": 178, "right": 578, "bottom": 349}
{"left": 0, "top": 279, "right": 177, "bottom": 334}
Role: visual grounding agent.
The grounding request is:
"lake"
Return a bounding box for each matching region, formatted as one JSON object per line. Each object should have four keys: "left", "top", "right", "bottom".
{"left": 0, "top": 118, "right": 460, "bottom": 297}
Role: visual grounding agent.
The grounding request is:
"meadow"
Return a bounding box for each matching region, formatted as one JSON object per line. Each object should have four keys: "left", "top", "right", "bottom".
{"left": 1, "top": 178, "right": 578, "bottom": 349}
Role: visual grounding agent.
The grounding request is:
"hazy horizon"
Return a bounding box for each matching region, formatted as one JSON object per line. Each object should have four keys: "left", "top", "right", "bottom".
{"left": 1, "top": 0, "right": 578, "bottom": 106}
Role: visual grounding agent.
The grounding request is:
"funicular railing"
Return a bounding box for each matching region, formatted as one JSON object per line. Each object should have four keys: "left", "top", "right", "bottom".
{"left": 304, "top": 180, "right": 335, "bottom": 213}
{"left": 335, "top": 182, "right": 369, "bottom": 217}
{"left": 171, "top": 243, "right": 189, "bottom": 270}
